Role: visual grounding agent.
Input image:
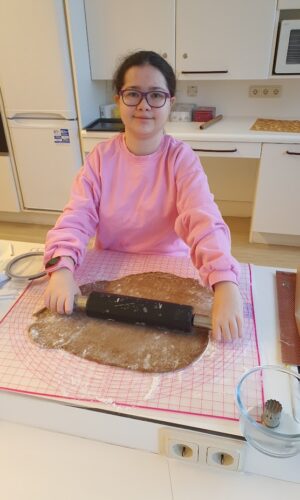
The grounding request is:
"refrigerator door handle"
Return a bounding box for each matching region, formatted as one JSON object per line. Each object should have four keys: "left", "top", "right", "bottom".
{"left": 8, "top": 112, "right": 76, "bottom": 121}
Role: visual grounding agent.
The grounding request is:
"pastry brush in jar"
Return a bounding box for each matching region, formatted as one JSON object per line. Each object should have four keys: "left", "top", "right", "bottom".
{"left": 74, "top": 291, "right": 211, "bottom": 332}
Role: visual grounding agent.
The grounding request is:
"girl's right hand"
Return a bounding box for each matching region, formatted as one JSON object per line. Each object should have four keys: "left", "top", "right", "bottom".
{"left": 43, "top": 268, "right": 81, "bottom": 315}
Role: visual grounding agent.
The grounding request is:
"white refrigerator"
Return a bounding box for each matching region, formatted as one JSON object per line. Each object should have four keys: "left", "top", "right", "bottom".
{"left": 0, "top": 0, "right": 83, "bottom": 211}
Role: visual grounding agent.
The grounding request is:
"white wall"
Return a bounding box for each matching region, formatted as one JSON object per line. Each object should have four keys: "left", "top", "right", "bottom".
{"left": 175, "top": 79, "right": 300, "bottom": 119}
{"left": 106, "top": 78, "right": 300, "bottom": 119}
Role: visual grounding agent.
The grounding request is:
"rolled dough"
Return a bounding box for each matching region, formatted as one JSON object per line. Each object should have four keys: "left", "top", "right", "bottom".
{"left": 28, "top": 272, "right": 212, "bottom": 373}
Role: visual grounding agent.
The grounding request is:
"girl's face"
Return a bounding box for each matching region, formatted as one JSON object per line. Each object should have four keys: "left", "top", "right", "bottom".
{"left": 115, "top": 64, "right": 175, "bottom": 143}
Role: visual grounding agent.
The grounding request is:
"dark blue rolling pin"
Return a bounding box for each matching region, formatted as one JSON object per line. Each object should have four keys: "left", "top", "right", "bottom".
{"left": 74, "top": 291, "right": 211, "bottom": 332}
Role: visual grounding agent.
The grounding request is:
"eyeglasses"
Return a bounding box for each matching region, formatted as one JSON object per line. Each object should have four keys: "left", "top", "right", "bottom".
{"left": 119, "top": 89, "right": 171, "bottom": 108}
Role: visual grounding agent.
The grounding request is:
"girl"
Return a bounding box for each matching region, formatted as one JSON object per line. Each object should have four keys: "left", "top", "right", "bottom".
{"left": 44, "top": 50, "right": 243, "bottom": 341}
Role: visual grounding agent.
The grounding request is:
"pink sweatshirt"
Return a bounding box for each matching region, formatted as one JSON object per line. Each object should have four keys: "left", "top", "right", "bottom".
{"left": 45, "top": 133, "right": 240, "bottom": 287}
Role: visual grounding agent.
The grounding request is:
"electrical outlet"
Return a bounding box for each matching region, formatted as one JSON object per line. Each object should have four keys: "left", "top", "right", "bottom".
{"left": 249, "top": 85, "right": 261, "bottom": 97}
{"left": 262, "top": 85, "right": 282, "bottom": 97}
{"left": 187, "top": 85, "right": 198, "bottom": 97}
{"left": 206, "top": 446, "right": 241, "bottom": 471}
{"left": 167, "top": 439, "right": 199, "bottom": 462}
{"left": 159, "top": 428, "right": 245, "bottom": 471}
{"left": 249, "top": 85, "right": 282, "bottom": 98}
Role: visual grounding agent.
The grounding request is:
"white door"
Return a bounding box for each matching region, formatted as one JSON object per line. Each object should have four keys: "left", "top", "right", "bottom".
{"left": 8, "top": 119, "right": 82, "bottom": 211}
{"left": 0, "top": 0, "right": 76, "bottom": 119}
{"left": 176, "top": 0, "right": 277, "bottom": 79}
{"left": 252, "top": 143, "right": 300, "bottom": 236}
{"left": 84, "top": 0, "right": 175, "bottom": 79}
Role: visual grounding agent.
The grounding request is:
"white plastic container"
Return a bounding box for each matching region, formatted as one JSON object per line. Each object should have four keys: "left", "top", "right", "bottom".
{"left": 169, "top": 103, "right": 195, "bottom": 122}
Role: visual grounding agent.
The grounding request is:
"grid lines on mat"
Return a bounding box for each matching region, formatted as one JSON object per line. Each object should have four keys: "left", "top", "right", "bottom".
{"left": 0, "top": 250, "right": 261, "bottom": 420}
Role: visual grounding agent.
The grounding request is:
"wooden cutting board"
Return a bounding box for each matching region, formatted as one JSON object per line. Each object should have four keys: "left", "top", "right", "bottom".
{"left": 251, "top": 118, "right": 300, "bottom": 133}
{"left": 276, "top": 271, "right": 300, "bottom": 365}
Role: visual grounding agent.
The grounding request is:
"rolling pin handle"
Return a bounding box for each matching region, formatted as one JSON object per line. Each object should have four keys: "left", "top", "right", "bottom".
{"left": 74, "top": 294, "right": 88, "bottom": 312}
{"left": 193, "top": 313, "right": 212, "bottom": 330}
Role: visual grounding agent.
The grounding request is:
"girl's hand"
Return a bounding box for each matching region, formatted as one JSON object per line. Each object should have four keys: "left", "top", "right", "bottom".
{"left": 211, "top": 281, "right": 243, "bottom": 341}
{"left": 43, "top": 268, "right": 81, "bottom": 315}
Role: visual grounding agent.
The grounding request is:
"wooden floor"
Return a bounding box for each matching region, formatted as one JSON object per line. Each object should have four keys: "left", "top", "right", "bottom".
{"left": 0, "top": 217, "right": 299, "bottom": 269}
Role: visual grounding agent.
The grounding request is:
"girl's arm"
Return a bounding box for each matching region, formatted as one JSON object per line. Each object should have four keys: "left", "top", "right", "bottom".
{"left": 212, "top": 281, "right": 243, "bottom": 340}
{"left": 174, "top": 146, "right": 243, "bottom": 340}
{"left": 43, "top": 153, "right": 101, "bottom": 314}
{"left": 44, "top": 154, "right": 101, "bottom": 269}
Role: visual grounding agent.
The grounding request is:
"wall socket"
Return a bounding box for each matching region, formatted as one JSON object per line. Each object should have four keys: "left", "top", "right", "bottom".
{"left": 159, "top": 428, "right": 245, "bottom": 472}
{"left": 249, "top": 85, "right": 282, "bottom": 98}
{"left": 187, "top": 85, "right": 198, "bottom": 97}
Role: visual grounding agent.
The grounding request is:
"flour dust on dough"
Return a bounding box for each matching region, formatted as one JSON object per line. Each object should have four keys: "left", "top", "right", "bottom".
{"left": 28, "top": 272, "right": 212, "bottom": 373}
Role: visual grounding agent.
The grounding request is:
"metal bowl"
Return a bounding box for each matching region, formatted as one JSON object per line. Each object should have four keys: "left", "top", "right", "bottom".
{"left": 236, "top": 365, "right": 300, "bottom": 458}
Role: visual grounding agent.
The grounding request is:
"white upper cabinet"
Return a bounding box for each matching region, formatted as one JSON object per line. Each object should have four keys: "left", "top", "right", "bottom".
{"left": 0, "top": 0, "right": 76, "bottom": 118}
{"left": 176, "top": 0, "right": 277, "bottom": 79}
{"left": 85, "top": 0, "right": 175, "bottom": 80}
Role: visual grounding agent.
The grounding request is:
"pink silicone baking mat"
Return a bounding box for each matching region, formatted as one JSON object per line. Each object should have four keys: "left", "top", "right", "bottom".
{"left": 0, "top": 250, "right": 261, "bottom": 421}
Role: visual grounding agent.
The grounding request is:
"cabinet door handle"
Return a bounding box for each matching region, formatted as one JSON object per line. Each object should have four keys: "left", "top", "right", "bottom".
{"left": 181, "top": 70, "right": 229, "bottom": 74}
{"left": 193, "top": 148, "right": 238, "bottom": 153}
{"left": 286, "top": 151, "right": 300, "bottom": 155}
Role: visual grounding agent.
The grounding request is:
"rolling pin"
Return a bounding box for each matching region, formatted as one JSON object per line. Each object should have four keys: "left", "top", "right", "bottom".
{"left": 74, "top": 291, "right": 211, "bottom": 332}
{"left": 199, "top": 114, "right": 223, "bottom": 130}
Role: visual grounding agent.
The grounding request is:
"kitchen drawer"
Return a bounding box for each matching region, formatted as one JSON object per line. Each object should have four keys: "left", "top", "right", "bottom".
{"left": 188, "top": 141, "right": 261, "bottom": 158}
{"left": 82, "top": 137, "right": 262, "bottom": 159}
{"left": 82, "top": 136, "right": 115, "bottom": 156}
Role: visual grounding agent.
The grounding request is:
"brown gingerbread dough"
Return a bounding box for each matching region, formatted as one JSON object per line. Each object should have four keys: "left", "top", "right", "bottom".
{"left": 28, "top": 272, "right": 212, "bottom": 373}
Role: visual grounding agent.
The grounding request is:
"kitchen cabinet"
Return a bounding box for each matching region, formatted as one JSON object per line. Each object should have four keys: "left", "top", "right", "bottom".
{"left": 0, "top": 0, "right": 76, "bottom": 118}
{"left": 187, "top": 141, "right": 261, "bottom": 158}
{"left": 85, "top": 0, "right": 277, "bottom": 81}
{"left": 251, "top": 143, "right": 300, "bottom": 237}
{"left": 84, "top": 0, "right": 175, "bottom": 80}
{"left": 0, "top": 156, "right": 20, "bottom": 212}
{"left": 187, "top": 140, "right": 260, "bottom": 216}
{"left": 176, "top": 0, "right": 277, "bottom": 79}
{"left": 82, "top": 137, "right": 108, "bottom": 157}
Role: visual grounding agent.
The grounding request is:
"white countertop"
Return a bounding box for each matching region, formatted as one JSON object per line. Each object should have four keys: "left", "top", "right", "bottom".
{"left": 81, "top": 116, "right": 300, "bottom": 144}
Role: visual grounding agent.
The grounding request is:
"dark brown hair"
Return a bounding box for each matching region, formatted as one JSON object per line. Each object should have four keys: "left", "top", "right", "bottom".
{"left": 113, "top": 50, "right": 176, "bottom": 97}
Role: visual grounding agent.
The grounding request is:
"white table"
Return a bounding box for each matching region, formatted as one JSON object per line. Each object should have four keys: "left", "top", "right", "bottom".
{"left": 0, "top": 240, "right": 299, "bottom": 499}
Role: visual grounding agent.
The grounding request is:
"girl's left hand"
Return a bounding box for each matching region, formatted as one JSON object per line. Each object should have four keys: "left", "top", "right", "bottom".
{"left": 211, "top": 281, "right": 243, "bottom": 341}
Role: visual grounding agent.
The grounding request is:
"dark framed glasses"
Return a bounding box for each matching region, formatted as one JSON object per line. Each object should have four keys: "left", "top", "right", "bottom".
{"left": 119, "top": 89, "right": 171, "bottom": 108}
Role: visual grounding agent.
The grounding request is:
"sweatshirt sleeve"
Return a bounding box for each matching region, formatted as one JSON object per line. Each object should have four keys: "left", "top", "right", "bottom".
{"left": 174, "top": 144, "right": 240, "bottom": 288}
{"left": 44, "top": 151, "right": 101, "bottom": 269}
